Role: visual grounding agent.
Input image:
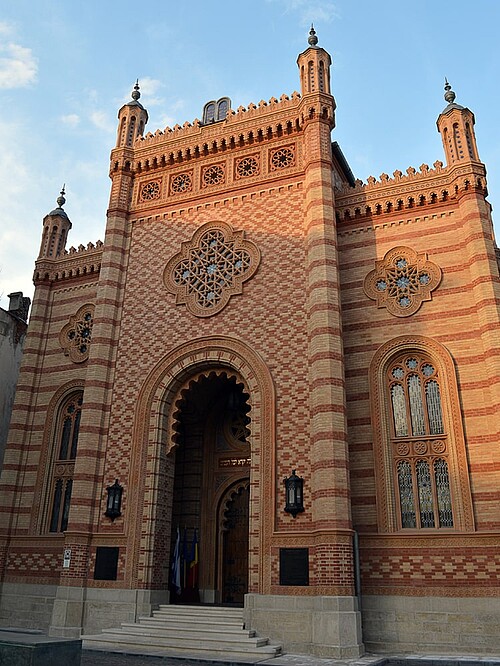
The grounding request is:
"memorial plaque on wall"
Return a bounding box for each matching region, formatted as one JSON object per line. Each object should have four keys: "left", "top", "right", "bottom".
{"left": 279, "top": 547, "right": 309, "bottom": 586}
{"left": 94, "top": 546, "right": 119, "bottom": 580}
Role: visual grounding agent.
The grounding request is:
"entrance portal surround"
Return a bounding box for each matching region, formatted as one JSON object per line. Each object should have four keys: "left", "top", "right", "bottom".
{"left": 126, "top": 336, "right": 275, "bottom": 600}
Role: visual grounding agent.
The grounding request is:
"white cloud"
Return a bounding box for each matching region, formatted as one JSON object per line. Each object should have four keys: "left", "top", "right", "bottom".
{"left": 0, "top": 21, "right": 13, "bottom": 36}
{"left": 61, "top": 113, "right": 80, "bottom": 128}
{"left": 122, "top": 77, "right": 165, "bottom": 107}
{"left": 89, "top": 110, "right": 115, "bottom": 133}
{"left": 266, "top": 0, "right": 339, "bottom": 25}
{"left": 0, "top": 41, "right": 37, "bottom": 88}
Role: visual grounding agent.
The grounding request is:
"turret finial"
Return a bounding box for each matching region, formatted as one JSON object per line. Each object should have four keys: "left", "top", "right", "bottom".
{"left": 444, "top": 77, "right": 456, "bottom": 105}
{"left": 308, "top": 24, "right": 318, "bottom": 47}
{"left": 131, "top": 79, "right": 141, "bottom": 102}
{"left": 56, "top": 184, "right": 66, "bottom": 209}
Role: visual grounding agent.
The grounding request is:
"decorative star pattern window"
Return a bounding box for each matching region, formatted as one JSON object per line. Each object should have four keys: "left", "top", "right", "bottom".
{"left": 364, "top": 246, "right": 442, "bottom": 317}
{"left": 164, "top": 221, "right": 260, "bottom": 317}
{"left": 270, "top": 146, "right": 295, "bottom": 171}
{"left": 235, "top": 156, "right": 260, "bottom": 179}
{"left": 140, "top": 180, "right": 161, "bottom": 202}
{"left": 59, "top": 304, "right": 95, "bottom": 362}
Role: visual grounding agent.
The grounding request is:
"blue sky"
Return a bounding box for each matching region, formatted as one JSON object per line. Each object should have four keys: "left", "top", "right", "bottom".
{"left": 1, "top": 0, "right": 499, "bottom": 309}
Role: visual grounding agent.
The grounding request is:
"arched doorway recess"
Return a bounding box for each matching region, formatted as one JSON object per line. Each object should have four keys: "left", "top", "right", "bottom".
{"left": 127, "top": 336, "right": 275, "bottom": 604}
{"left": 170, "top": 371, "right": 251, "bottom": 604}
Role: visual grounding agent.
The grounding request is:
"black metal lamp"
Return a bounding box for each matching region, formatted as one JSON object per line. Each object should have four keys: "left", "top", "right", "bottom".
{"left": 105, "top": 479, "right": 123, "bottom": 521}
{"left": 284, "top": 470, "right": 304, "bottom": 517}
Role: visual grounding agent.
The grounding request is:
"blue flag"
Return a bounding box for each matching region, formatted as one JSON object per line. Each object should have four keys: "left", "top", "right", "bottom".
{"left": 171, "top": 527, "right": 181, "bottom": 595}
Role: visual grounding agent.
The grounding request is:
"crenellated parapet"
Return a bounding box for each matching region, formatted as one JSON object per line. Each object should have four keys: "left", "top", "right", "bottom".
{"left": 336, "top": 159, "right": 488, "bottom": 224}
{"left": 138, "top": 92, "right": 302, "bottom": 147}
{"left": 109, "top": 89, "right": 335, "bottom": 178}
{"left": 34, "top": 240, "right": 103, "bottom": 284}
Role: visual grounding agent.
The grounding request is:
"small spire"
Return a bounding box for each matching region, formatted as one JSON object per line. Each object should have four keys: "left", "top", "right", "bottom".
{"left": 308, "top": 24, "right": 318, "bottom": 47}
{"left": 444, "top": 77, "right": 456, "bottom": 104}
{"left": 56, "top": 184, "right": 66, "bottom": 209}
{"left": 131, "top": 79, "right": 141, "bottom": 102}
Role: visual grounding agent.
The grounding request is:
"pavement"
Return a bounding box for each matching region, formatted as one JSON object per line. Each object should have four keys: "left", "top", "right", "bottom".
{"left": 81, "top": 651, "right": 500, "bottom": 666}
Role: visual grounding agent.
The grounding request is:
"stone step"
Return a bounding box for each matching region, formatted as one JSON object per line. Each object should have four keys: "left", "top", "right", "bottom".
{"left": 83, "top": 642, "right": 279, "bottom": 663}
{"left": 82, "top": 632, "right": 281, "bottom": 659}
{"left": 135, "top": 619, "right": 254, "bottom": 635}
{"left": 82, "top": 604, "right": 281, "bottom": 660}
{"left": 154, "top": 604, "right": 243, "bottom": 619}
{"left": 107, "top": 625, "right": 263, "bottom": 644}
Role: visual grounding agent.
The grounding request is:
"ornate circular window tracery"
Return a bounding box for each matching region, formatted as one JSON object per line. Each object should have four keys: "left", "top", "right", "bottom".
{"left": 236, "top": 156, "right": 259, "bottom": 179}
{"left": 203, "top": 164, "right": 225, "bottom": 187}
{"left": 171, "top": 172, "right": 193, "bottom": 194}
{"left": 140, "top": 180, "right": 161, "bottom": 201}
{"left": 164, "top": 221, "right": 261, "bottom": 317}
{"left": 364, "top": 246, "right": 442, "bottom": 317}
{"left": 270, "top": 146, "right": 295, "bottom": 170}
{"left": 59, "top": 304, "right": 95, "bottom": 363}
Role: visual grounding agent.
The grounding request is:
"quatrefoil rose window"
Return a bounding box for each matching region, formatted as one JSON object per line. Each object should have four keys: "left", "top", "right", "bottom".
{"left": 164, "top": 221, "right": 260, "bottom": 317}
{"left": 364, "top": 246, "right": 442, "bottom": 317}
{"left": 59, "top": 304, "right": 95, "bottom": 362}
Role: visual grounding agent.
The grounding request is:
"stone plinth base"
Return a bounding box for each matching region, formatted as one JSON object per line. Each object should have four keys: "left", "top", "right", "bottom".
{"left": 49, "top": 586, "right": 169, "bottom": 637}
{"left": 0, "top": 628, "right": 81, "bottom": 666}
{"left": 244, "top": 593, "right": 364, "bottom": 658}
{"left": 362, "top": 594, "right": 500, "bottom": 655}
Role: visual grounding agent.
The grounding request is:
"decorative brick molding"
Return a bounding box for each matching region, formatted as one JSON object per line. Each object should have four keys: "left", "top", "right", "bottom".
{"left": 164, "top": 221, "right": 261, "bottom": 317}
{"left": 369, "top": 336, "right": 474, "bottom": 533}
{"left": 59, "top": 304, "right": 95, "bottom": 362}
{"left": 364, "top": 246, "right": 442, "bottom": 316}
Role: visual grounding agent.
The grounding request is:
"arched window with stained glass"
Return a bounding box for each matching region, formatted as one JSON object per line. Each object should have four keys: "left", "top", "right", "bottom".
{"left": 387, "top": 354, "right": 453, "bottom": 529}
{"left": 47, "top": 392, "right": 83, "bottom": 532}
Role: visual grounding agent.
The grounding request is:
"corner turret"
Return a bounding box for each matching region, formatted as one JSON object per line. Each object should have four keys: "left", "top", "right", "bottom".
{"left": 115, "top": 81, "right": 149, "bottom": 148}
{"left": 296, "top": 26, "right": 333, "bottom": 97}
{"left": 38, "top": 187, "right": 72, "bottom": 259}
{"left": 437, "top": 79, "right": 480, "bottom": 166}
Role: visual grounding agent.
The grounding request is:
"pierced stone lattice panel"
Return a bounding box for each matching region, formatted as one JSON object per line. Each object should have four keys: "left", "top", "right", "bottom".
{"left": 139, "top": 179, "right": 161, "bottom": 202}
{"left": 170, "top": 171, "right": 193, "bottom": 195}
{"left": 364, "top": 246, "right": 442, "bottom": 317}
{"left": 202, "top": 164, "right": 225, "bottom": 187}
{"left": 59, "top": 303, "right": 95, "bottom": 362}
{"left": 269, "top": 145, "right": 295, "bottom": 171}
{"left": 163, "top": 221, "right": 260, "bottom": 317}
{"left": 235, "top": 155, "right": 260, "bottom": 179}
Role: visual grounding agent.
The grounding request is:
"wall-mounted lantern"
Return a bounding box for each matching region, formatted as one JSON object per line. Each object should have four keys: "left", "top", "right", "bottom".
{"left": 105, "top": 479, "right": 123, "bottom": 521}
{"left": 284, "top": 470, "right": 304, "bottom": 517}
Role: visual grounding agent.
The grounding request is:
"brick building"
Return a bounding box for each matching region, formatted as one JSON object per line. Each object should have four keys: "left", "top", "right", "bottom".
{"left": 0, "top": 30, "right": 499, "bottom": 656}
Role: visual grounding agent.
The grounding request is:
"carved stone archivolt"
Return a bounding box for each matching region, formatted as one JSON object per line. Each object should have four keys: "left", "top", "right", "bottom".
{"left": 59, "top": 304, "right": 95, "bottom": 362}
{"left": 127, "top": 336, "right": 275, "bottom": 594}
{"left": 364, "top": 246, "right": 442, "bottom": 317}
{"left": 164, "top": 221, "right": 261, "bottom": 317}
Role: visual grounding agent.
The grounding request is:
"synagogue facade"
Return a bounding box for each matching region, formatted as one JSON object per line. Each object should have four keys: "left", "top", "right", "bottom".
{"left": 0, "top": 30, "right": 499, "bottom": 657}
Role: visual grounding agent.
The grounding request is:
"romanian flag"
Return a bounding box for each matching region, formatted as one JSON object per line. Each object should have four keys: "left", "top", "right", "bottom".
{"left": 187, "top": 528, "right": 199, "bottom": 589}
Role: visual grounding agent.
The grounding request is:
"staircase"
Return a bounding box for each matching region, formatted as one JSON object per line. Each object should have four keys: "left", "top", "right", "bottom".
{"left": 82, "top": 604, "right": 282, "bottom": 662}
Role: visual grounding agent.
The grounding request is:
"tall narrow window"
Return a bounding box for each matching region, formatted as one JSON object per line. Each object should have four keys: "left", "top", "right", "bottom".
{"left": 48, "top": 393, "right": 82, "bottom": 532}
{"left": 387, "top": 354, "right": 453, "bottom": 529}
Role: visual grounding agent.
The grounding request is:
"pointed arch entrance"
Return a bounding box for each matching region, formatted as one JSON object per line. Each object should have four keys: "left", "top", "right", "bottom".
{"left": 126, "top": 336, "right": 276, "bottom": 608}
{"left": 170, "top": 371, "right": 251, "bottom": 604}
